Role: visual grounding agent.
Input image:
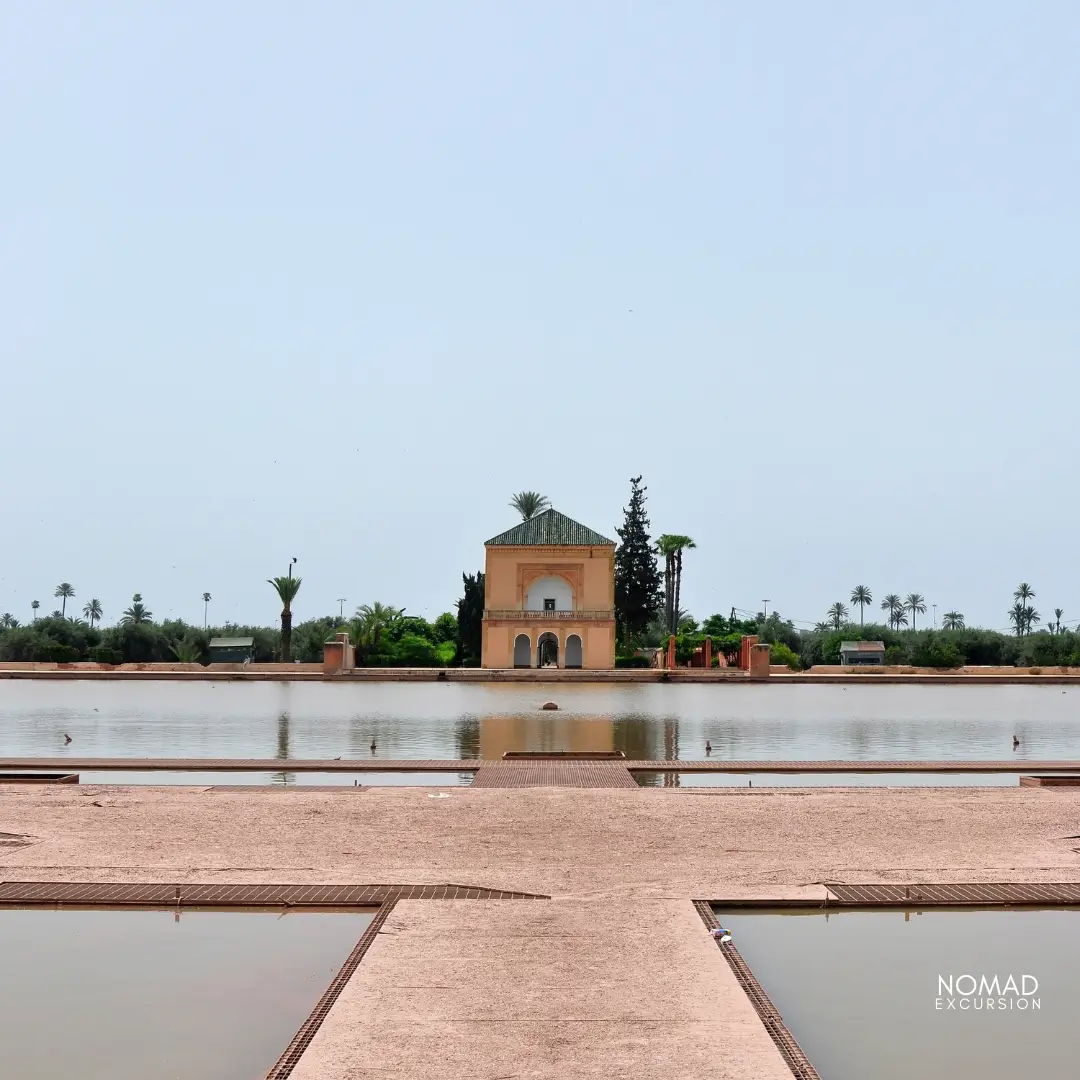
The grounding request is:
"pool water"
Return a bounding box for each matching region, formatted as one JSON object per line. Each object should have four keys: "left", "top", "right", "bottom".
{"left": 68, "top": 769, "right": 473, "bottom": 786}
{"left": 1, "top": 681, "right": 1078, "bottom": 761}
{"left": 633, "top": 771, "right": 1027, "bottom": 787}
{"left": 713, "top": 908, "right": 1080, "bottom": 1079}
{"left": 0, "top": 907, "right": 374, "bottom": 1080}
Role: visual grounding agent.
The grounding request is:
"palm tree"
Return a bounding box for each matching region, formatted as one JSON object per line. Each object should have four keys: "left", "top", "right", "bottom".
{"left": 881, "top": 594, "right": 901, "bottom": 630}
{"left": 509, "top": 492, "right": 551, "bottom": 520}
{"left": 268, "top": 574, "right": 302, "bottom": 662}
{"left": 826, "top": 602, "right": 849, "bottom": 630}
{"left": 82, "top": 599, "right": 103, "bottom": 628}
{"left": 31, "top": 600, "right": 40, "bottom": 621}
{"left": 354, "top": 602, "right": 402, "bottom": 655}
{"left": 1014, "top": 583, "right": 1035, "bottom": 611}
{"left": 656, "top": 534, "right": 695, "bottom": 634}
{"left": 941, "top": 611, "right": 965, "bottom": 631}
{"left": 892, "top": 608, "right": 909, "bottom": 628}
{"left": 121, "top": 593, "right": 152, "bottom": 624}
{"left": 54, "top": 582, "right": 75, "bottom": 618}
{"left": 813, "top": 621, "right": 832, "bottom": 632}
{"left": 1026, "top": 607, "right": 1041, "bottom": 634}
{"left": 905, "top": 593, "right": 927, "bottom": 630}
{"left": 1008, "top": 601, "right": 1027, "bottom": 637}
{"left": 0, "top": 613, "right": 18, "bottom": 628}
{"left": 850, "top": 586, "right": 872, "bottom": 626}
{"left": 1054, "top": 608, "right": 1064, "bottom": 634}
{"left": 170, "top": 635, "right": 201, "bottom": 663}
{"left": 202, "top": 592, "right": 212, "bottom": 628}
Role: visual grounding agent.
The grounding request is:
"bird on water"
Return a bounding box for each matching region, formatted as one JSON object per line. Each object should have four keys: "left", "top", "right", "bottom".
{"left": 64, "top": 733, "right": 72, "bottom": 744}
{"left": 1013, "top": 735, "right": 1020, "bottom": 749}
{"left": 370, "top": 740, "right": 377, "bottom": 754}
{"left": 705, "top": 741, "right": 712, "bottom": 755}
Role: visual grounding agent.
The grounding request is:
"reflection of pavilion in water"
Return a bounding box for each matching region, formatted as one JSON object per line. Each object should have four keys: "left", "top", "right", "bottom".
{"left": 479, "top": 715, "right": 616, "bottom": 758}
{"left": 477, "top": 714, "right": 680, "bottom": 775}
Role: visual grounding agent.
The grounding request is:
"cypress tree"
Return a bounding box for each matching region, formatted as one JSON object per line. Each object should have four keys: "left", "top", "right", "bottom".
{"left": 455, "top": 571, "right": 485, "bottom": 664}
{"left": 614, "top": 476, "right": 662, "bottom": 649}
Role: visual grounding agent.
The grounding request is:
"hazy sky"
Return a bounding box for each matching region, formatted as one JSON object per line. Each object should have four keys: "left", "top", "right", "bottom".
{"left": 3, "top": 2, "right": 1077, "bottom": 632}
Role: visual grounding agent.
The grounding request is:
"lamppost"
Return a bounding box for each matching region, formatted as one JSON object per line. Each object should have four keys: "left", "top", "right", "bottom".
{"left": 762, "top": 600, "right": 770, "bottom": 622}
{"left": 933, "top": 603, "right": 937, "bottom": 628}
{"left": 338, "top": 598, "right": 346, "bottom": 619}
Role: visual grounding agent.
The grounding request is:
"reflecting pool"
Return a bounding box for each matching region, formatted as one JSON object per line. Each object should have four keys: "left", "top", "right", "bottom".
{"left": 1, "top": 681, "right": 1078, "bottom": 761}
{"left": 0, "top": 907, "right": 374, "bottom": 1080}
{"left": 713, "top": 908, "right": 1080, "bottom": 1079}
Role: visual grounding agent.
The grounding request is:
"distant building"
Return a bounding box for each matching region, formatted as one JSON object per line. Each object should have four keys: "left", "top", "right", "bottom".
{"left": 839, "top": 640, "right": 886, "bottom": 666}
{"left": 208, "top": 636, "right": 255, "bottom": 664}
{"left": 481, "top": 509, "right": 616, "bottom": 670}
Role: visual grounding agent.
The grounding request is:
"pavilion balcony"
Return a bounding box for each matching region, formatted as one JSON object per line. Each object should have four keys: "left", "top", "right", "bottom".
{"left": 484, "top": 609, "right": 615, "bottom": 621}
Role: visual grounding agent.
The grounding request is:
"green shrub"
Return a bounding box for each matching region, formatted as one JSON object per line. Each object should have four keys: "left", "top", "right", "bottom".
{"left": 769, "top": 642, "right": 801, "bottom": 670}
{"left": 909, "top": 632, "right": 964, "bottom": 669}
{"left": 91, "top": 645, "right": 124, "bottom": 665}
{"left": 615, "top": 655, "right": 652, "bottom": 668}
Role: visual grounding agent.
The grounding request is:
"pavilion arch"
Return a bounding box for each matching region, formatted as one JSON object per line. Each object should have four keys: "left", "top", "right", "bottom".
{"left": 537, "top": 631, "right": 559, "bottom": 668}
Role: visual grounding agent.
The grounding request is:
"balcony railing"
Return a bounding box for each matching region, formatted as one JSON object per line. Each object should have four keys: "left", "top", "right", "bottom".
{"left": 484, "top": 609, "right": 615, "bottom": 621}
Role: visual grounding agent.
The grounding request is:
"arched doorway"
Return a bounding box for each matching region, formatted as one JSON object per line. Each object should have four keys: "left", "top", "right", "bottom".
{"left": 513, "top": 634, "right": 531, "bottom": 668}
{"left": 537, "top": 632, "right": 559, "bottom": 668}
{"left": 565, "top": 634, "right": 582, "bottom": 669}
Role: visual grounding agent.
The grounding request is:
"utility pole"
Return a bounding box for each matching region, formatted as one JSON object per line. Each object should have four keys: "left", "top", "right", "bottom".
{"left": 933, "top": 603, "right": 937, "bottom": 628}
{"left": 338, "top": 597, "right": 346, "bottom": 619}
{"left": 762, "top": 600, "right": 770, "bottom": 622}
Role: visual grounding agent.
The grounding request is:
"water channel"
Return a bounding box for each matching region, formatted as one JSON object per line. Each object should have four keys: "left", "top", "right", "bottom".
{"left": 1, "top": 682, "right": 1078, "bottom": 761}
{"left": 714, "top": 908, "right": 1080, "bottom": 1079}
{"left": 0, "top": 907, "right": 374, "bottom": 1080}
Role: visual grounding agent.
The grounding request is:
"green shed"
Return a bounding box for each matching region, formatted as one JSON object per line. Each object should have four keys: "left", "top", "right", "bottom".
{"left": 208, "top": 636, "right": 255, "bottom": 664}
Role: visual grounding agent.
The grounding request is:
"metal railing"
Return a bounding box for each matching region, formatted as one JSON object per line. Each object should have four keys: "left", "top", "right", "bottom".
{"left": 483, "top": 609, "right": 615, "bottom": 621}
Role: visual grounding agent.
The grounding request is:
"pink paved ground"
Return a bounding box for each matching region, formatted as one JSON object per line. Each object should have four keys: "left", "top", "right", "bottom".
{"left": 3, "top": 783, "right": 1080, "bottom": 1077}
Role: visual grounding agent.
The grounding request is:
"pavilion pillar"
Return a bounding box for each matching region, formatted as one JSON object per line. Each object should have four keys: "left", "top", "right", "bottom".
{"left": 704, "top": 636, "right": 712, "bottom": 668}
{"left": 666, "top": 634, "right": 676, "bottom": 669}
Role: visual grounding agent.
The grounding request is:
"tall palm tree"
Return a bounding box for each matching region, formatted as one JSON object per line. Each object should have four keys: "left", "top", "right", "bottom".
{"left": 82, "top": 599, "right": 103, "bottom": 628}
{"left": 656, "top": 535, "right": 695, "bottom": 634}
{"left": 54, "top": 582, "right": 75, "bottom": 618}
{"left": 1054, "top": 608, "right": 1065, "bottom": 634}
{"left": 509, "top": 492, "right": 550, "bottom": 520}
{"left": 905, "top": 593, "right": 927, "bottom": 630}
{"left": 892, "top": 608, "right": 909, "bottom": 629}
{"left": 268, "top": 574, "right": 302, "bottom": 662}
{"left": 121, "top": 593, "right": 152, "bottom": 624}
{"left": 850, "top": 586, "right": 872, "bottom": 626}
{"left": 1008, "top": 601, "right": 1027, "bottom": 638}
{"left": 31, "top": 600, "right": 39, "bottom": 621}
{"left": 0, "top": 613, "right": 18, "bottom": 628}
{"left": 881, "top": 594, "right": 901, "bottom": 630}
{"left": 827, "top": 602, "right": 849, "bottom": 630}
{"left": 1025, "top": 607, "right": 1041, "bottom": 634}
{"left": 202, "top": 592, "right": 212, "bottom": 628}
{"left": 1014, "top": 583, "right": 1035, "bottom": 611}
{"left": 941, "top": 611, "right": 965, "bottom": 631}
{"left": 672, "top": 536, "right": 695, "bottom": 634}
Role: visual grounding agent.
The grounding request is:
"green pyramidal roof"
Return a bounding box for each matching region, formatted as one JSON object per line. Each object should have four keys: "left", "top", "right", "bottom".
{"left": 486, "top": 508, "right": 615, "bottom": 547}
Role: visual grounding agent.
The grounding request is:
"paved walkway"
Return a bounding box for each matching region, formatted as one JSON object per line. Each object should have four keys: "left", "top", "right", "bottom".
{"left": 3, "top": 782, "right": 1079, "bottom": 1077}
{"left": 288, "top": 898, "right": 792, "bottom": 1080}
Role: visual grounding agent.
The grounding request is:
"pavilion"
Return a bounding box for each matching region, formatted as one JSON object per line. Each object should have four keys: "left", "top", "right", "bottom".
{"left": 480, "top": 508, "right": 616, "bottom": 669}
